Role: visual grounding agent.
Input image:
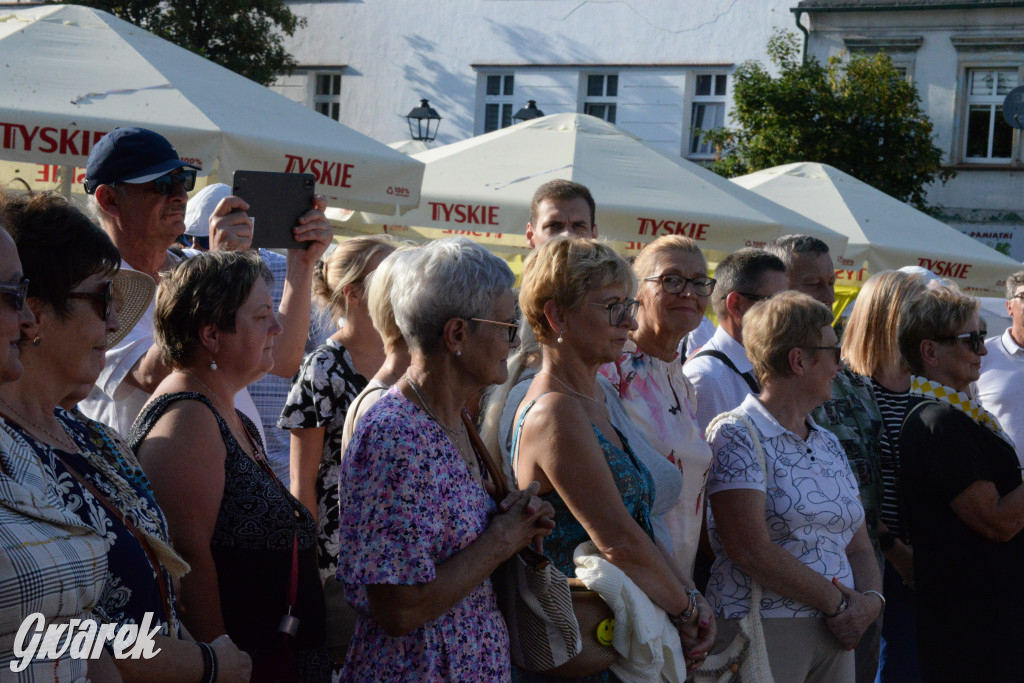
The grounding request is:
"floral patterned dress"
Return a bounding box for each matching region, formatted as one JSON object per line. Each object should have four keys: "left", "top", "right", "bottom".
{"left": 279, "top": 339, "right": 368, "bottom": 583}
{"left": 337, "top": 387, "right": 510, "bottom": 682}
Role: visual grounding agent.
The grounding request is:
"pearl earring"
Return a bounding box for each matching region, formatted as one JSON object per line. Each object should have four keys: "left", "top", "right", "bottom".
{"left": 210, "top": 359, "right": 218, "bottom": 371}
{"left": 556, "top": 330, "right": 564, "bottom": 344}
{"left": 455, "top": 349, "right": 462, "bottom": 357}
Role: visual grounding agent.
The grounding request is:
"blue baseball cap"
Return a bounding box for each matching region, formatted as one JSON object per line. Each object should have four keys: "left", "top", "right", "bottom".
{"left": 83, "top": 127, "right": 199, "bottom": 194}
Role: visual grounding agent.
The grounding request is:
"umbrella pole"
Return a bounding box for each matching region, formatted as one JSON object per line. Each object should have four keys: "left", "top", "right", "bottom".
{"left": 58, "top": 166, "right": 73, "bottom": 197}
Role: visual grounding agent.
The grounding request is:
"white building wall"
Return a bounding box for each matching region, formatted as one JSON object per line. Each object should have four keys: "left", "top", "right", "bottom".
{"left": 275, "top": 0, "right": 798, "bottom": 153}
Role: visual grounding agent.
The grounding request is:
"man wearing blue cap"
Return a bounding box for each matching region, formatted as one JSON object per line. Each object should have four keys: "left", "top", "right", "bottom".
{"left": 78, "top": 127, "right": 331, "bottom": 437}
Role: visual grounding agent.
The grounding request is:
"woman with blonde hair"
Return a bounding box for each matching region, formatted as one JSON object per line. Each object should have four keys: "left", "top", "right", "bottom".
{"left": 599, "top": 234, "right": 714, "bottom": 575}
{"left": 842, "top": 270, "right": 926, "bottom": 682}
{"left": 279, "top": 235, "right": 395, "bottom": 586}
{"left": 514, "top": 236, "right": 714, "bottom": 679}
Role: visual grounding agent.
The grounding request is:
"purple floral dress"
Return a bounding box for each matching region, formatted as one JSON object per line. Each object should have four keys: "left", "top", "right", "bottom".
{"left": 337, "top": 387, "right": 510, "bottom": 682}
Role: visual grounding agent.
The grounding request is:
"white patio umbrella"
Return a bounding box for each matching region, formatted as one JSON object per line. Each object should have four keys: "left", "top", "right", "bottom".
{"left": 732, "top": 163, "right": 1021, "bottom": 298}
{"left": 0, "top": 4, "right": 423, "bottom": 212}
{"left": 341, "top": 114, "right": 846, "bottom": 259}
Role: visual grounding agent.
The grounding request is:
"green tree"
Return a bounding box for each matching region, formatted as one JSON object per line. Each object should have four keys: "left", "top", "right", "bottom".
{"left": 63, "top": 0, "right": 306, "bottom": 86}
{"left": 702, "top": 31, "right": 954, "bottom": 209}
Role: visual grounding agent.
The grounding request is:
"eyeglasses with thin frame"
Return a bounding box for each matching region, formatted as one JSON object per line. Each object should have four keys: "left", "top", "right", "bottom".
{"left": 936, "top": 330, "right": 987, "bottom": 354}
{"left": 807, "top": 345, "right": 842, "bottom": 365}
{"left": 470, "top": 317, "right": 520, "bottom": 344}
{"left": 734, "top": 291, "right": 773, "bottom": 303}
{"left": 644, "top": 274, "right": 716, "bottom": 297}
{"left": 67, "top": 280, "right": 115, "bottom": 321}
{"left": 0, "top": 278, "right": 29, "bottom": 312}
{"left": 588, "top": 298, "right": 640, "bottom": 327}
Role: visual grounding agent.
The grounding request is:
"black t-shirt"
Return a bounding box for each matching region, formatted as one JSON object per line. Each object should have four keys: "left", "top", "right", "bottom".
{"left": 900, "top": 396, "right": 1024, "bottom": 681}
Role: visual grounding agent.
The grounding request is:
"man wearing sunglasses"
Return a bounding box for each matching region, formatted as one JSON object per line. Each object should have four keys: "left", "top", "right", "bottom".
{"left": 78, "top": 127, "right": 332, "bottom": 439}
{"left": 766, "top": 234, "right": 886, "bottom": 683}
{"left": 977, "top": 271, "right": 1024, "bottom": 467}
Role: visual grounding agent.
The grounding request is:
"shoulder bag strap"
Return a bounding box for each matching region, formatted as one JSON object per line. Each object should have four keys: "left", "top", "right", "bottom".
{"left": 691, "top": 349, "right": 760, "bottom": 394}
{"left": 53, "top": 453, "right": 175, "bottom": 627}
{"left": 462, "top": 408, "right": 508, "bottom": 502}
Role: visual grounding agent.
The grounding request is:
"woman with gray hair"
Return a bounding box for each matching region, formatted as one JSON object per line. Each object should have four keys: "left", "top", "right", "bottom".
{"left": 897, "top": 284, "right": 1024, "bottom": 682}
{"left": 336, "top": 237, "right": 555, "bottom": 682}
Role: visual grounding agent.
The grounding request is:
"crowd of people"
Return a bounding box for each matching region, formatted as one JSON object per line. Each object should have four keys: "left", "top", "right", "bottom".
{"left": 0, "top": 125, "right": 1022, "bottom": 683}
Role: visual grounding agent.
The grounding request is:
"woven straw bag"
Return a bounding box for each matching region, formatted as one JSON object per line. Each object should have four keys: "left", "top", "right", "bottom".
{"left": 694, "top": 412, "right": 775, "bottom": 683}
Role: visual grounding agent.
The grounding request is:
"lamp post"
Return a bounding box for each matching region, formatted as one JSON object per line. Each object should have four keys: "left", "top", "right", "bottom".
{"left": 513, "top": 100, "right": 545, "bottom": 123}
{"left": 405, "top": 98, "right": 442, "bottom": 142}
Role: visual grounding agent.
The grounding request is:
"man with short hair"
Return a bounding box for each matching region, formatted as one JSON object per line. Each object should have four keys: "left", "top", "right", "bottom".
{"left": 977, "top": 271, "right": 1024, "bottom": 466}
{"left": 767, "top": 233, "right": 884, "bottom": 683}
{"left": 683, "top": 248, "right": 787, "bottom": 435}
{"left": 524, "top": 179, "right": 597, "bottom": 248}
{"left": 78, "top": 127, "right": 331, "bottom": 436}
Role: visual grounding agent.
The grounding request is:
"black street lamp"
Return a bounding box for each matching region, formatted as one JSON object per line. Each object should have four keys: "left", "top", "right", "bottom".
{"left": 513, "top": 100, "right": 545, "bottom": 123}
{"left": 405, "top": 98, "right": 442, "bottom": 142}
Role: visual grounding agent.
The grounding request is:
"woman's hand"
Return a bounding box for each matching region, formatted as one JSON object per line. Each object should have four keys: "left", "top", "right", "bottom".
{"left": 491, "top": 481, "right": 555, "bottom": 555}
{"left": 825, "top": 579, "right": 881, "bottom": 650}
{"left": 680, "top": 594, "right": 716, "bottom": 674}
{"left": 210, "top": 634, "right": 253, "bottom": 683}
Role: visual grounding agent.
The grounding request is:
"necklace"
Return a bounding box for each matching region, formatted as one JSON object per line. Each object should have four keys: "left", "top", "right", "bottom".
{"left": 535, "top": 371, "right": 602, "bottom": 405}
{"left": 178, "top": 372, "right": 265, "bottom": 462}
{"left": 405, "top": 375, "right": 467, "bottom": 436}
{"left": 0, "top": 397, "right": 77, "bottom": 452}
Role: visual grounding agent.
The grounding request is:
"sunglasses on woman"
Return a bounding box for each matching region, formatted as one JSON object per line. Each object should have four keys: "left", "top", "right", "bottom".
{"left": 937, "top": 330, "right": 986, "bottom": 354}
{"left": 0, "top": 278, "right": 29, "bottom": 312}
{"left": 67, "top": 280, "right": 115, "bottom": 321}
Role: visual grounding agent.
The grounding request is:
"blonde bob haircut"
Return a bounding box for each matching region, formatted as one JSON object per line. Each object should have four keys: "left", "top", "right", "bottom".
{"left": 897, "top": 282, "right": 979, "bottom": 376}
{"left": 313, "top": 235, "right": 397, "bottom": 319}
{"left": 744, "top": 291, "right": 834, "bottom": 384}
{"left": 631, "top": 234, "right": 706, "bottom": 281}
{"left": 365, "top": 245, "right": 414, "bottom": 353}
{"left": 520, "top": 236, "right": 636, "bottom": 345}
{"left": 842, "top": 270, "right": 925, "bottom": 377}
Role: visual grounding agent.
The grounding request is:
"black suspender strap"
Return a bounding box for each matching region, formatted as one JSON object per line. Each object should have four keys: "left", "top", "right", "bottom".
{"left": 690, "top": 349, "right": 760, "bottom": 394}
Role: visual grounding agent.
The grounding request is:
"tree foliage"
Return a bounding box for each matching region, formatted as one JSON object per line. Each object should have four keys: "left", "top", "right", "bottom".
{"left": 702, "top": 31, "right": 954, "bottom": 209}
{"left": 63, "top": 0, "right": 306, "bottom": 86}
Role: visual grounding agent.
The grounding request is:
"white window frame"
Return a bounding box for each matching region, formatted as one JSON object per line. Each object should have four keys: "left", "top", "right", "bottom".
{"left": 482, "top": 72, "right": 516, "bottom": 133}
{"left": 951, "top": 35, "right": 1024, "bottom": 166}
{"left": 581, "top": 73, "right": 618, "bottom": 124}
{"left": 962, "top": 67, "right": 1019, "bottom": 163}
{"left": 311, "top": 70, "right": 343, "bottom": 121}
{"left": 686, "top": 72, "right": 728, "bottom": 159}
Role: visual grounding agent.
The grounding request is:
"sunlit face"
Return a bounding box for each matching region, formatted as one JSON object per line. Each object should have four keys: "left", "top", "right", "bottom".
{"left": 637, "top": 249, "right": 710, "bottom": 340}
{"left": 930, "top": 312, "right": 987, "bottom": 392}
{"left": 39, "top": 272, "right": 121, "bottom": 389}
{"left": 788, "top": 251, "right": 836, "bottom": 307}
{"left": 804, "top": 324, "right": 842, "bottom": 405}
{"left": 112, "top": 171, "right": 190, "bottom": 247}
{"left": 561, "top": 281, "right": 638, "bottom": 365}
{"left": 0, "top": 231, "right": 34, "bottom": 383}
{"left": 1007, "top": 284, "right": 1024, "bottom": 346}
{"left": 526, "top": 197, "right": 596, "bottom": 249}
{"left": 214, "top": 278, "right": 283, "bottom": 384}
{"left": 463, "top": 290, "right": 520, "bottom": 388}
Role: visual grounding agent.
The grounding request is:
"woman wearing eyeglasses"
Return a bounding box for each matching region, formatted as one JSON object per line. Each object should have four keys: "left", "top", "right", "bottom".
{"left": 0, "top": 192, "right": 251, "bottom": 681}
{"left": 598, "top": 235, "right": 715, "bottom": 583}
{"left": 896, "top": 284, "right": 1024, "bottom": 682}
{"left": 706, "top": 292, "right": 881, "bottom": 683}
{"left": 514, "top": 236, "right": 714, "bottom": 680}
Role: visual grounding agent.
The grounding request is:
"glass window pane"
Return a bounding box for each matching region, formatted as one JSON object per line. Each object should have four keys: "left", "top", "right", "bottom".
{"left": 485, "top": 103, "right": 499, "bottom": 132}
{"left": 331, "top": 75, "right": 341, "bottom": 95}
{"left": 607, "top": 74, "right": 618, "bottom": 97}
{"left": 316, "top": 74, "right": 328, "bottom": 95}
{"left": 331, "top": 103, "right": 340, "bottom": 120}
{"left": 696, "top": 75, "right": 712, "bottom": 97}
{"left": 587, "top": 75, "right": 604, "bottom": 97}
{"left": 487, "top": 75, "right": 501, "bottom": 96}
{"left": 501, "top": 103, "right": 513, "bottom": 128}
{"left": 584, "top": 103, "right": 604, "bottom": 119}
{"left": 504, "top": 75, "right": 515, "bottom": 96}
{"left": 966, "top": 105, "right": 993, "bottom": 157}
{"left": 993, "top": 106, "right": 1014, "bottom": 157}
{"left": 996, "top": 70, "right": 1019, "bottom": 96}
{"left": 714, "top": 75, "right": 727, "bottom": 96}
{"left": 315, "top": 102, "right": 329, "bottom": 117}
{"left": 606, "top": 104, "right": 616, "bottom": 123}
{"left": 970, "top": 70, "right": 995, "bottom": 97}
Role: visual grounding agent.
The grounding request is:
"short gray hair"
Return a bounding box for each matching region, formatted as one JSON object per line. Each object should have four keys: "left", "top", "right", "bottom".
{"left": 711, "top": 248, "right": 786, "bottom": 318}
{"left": 391, "top": 238, "right": 514, "bottom": 353}
{"left": 1006, "top": 271, "right": 1024, "bottom": 299}
{"left": 765, "top": 234, "right": 830, "bottom": 271}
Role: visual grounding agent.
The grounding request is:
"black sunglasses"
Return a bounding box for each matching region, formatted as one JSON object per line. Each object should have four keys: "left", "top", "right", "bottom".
{"left": 735, "top": 291, "right": 773, "bottom": 303}
{"left": 469, "top": 317, "right": 520, "bottom": 344}
{"left": 150, "top": 169, "right": 197, "bottom": 195}
{"left": 644, "top": 274, "right": 716, "bottom": 297}
{"left": 937, "top": 330, "right": 986, "bottom": 354}
{"left": 67, "top": 280, "right": 115, "bottom": 321}
{"left": 807, "top": 345, "right": 842, "bottom": 365}
{"left": 0, "top": 277, "right": 29, "bottom": 312}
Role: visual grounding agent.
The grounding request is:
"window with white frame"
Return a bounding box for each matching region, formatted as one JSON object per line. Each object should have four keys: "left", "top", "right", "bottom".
{"left": 313, "top": 72, "right": 342, "bottom": 121}
{"left": 964, "top": 68, "right": 1018, "bottom": 161}
{"left": 583, "top": 73, "right": 618, "bottom": 123}
{"left": 484, "top": 74, "right": 515, "bottom": 133}
{"left": 688, "top": 74, "right": 727, "bottom": 157}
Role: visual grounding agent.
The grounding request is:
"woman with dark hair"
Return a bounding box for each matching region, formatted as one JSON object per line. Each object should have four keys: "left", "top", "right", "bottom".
{"left": 0, "top": 192, "right": 250, "bottom": 681}
{"left": 132, "top": 250, "right": 326, "bottom": 680}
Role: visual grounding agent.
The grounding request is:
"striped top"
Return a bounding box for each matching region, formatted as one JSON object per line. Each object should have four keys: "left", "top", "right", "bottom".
{"left": 872, "top": 377, "right": 912, "bottom": 541}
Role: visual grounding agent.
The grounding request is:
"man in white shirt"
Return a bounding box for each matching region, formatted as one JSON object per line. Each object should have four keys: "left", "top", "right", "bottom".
{"left": 77, "top": 127, "right": 330, "bottom": 436}
{"left": 977, "top": 271, "right": 1024, "bottom": 465}
{"left": 683, "top": 248, "right": 787, "bottom": 435}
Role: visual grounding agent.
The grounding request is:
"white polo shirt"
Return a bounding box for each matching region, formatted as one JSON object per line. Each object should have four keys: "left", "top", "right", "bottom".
{"left": 976, "top": 328, "right": 1024, "bottom": 465}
